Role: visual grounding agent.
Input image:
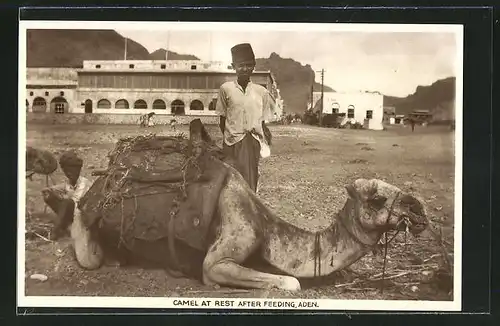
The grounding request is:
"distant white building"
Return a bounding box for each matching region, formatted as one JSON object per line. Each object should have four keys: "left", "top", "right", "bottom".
{"left": 312, "top": 91, "right": 385, "bottom": 130}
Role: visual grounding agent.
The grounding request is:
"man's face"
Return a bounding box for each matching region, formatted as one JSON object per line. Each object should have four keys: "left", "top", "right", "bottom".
{"left": 232, "top": 61, "right": 255, "bottom": 81}
{"left": 62, "top": 165, "right": 81, "bottom": 185}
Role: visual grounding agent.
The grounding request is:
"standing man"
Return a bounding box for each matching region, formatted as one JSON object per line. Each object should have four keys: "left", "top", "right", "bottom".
{"left": 410, "top": 117, "right": 416, "bottom": 132}
{"left": 216, "top": 43, "right": 274, "bottom": 192}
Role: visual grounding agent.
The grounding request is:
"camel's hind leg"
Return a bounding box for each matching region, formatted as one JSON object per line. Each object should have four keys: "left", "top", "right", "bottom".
{"left": 202, "top": 180, "right": 301, "bottom": 291}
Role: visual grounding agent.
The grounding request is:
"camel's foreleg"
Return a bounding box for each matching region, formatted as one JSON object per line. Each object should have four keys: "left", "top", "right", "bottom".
{"left": 70, "top": 209, "right": 104, "bottom": 270}
{"left": 203, "top": 253, "right": 301, "bottom": 291}
{"left": 202, "top": 210, "right": 300, "bottom": 291}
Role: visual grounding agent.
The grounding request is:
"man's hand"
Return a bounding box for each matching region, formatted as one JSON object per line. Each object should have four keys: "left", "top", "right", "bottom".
{"left": 263, "top": 121, "right": 272, "bottom": 145}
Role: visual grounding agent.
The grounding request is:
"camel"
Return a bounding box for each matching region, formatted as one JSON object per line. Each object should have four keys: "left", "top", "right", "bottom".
{"left": 67, "top": 122, "right": 429, "bottom": 292}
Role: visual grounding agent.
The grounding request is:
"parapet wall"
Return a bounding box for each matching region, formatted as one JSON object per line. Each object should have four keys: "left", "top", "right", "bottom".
{"left": 26, "top": 113, "right": 219, "bottom": 125}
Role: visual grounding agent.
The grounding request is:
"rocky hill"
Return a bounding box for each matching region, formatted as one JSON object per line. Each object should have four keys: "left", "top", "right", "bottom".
{"left": 384, "top": 77, "right": 456, "bottom": 120}
{"left": 256, "top": 52, "right": 334, "bottom": 114}
{"left": 26, "top": 29, "right": 199, "bottom": 67}
{"left": 27, "top": 29, "right": 150, "bottom": 67}
{"left": 149, "top": 48, "right": 200, "bottom": 60}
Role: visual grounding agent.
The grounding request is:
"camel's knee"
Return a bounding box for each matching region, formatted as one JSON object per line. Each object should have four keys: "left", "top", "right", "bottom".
{"left": 280, "top": 276, "right": 301, "bottom": 292}
{"left": 75, "top": 239, "right": 104, "bottom": 270}
{"left": 202, "top": 256, "right": 233, "bottom": 285}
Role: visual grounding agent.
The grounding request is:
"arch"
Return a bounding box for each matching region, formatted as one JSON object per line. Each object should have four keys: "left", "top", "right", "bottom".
{"left": 134, "top": 99, "right": 148, "bottom": 109}
{"left": 84, "top": 99, "right": 93, "bottom": 113}
{"left": 50, "top": 96, "right": 68, "bottom": 114}
{"left": 32, "top": 97, "right": 47, "bottom": 113}
{"left": 347, "top": 104, "right": 355, "bottom": 118}
{"left": 208, "top": 98, "right": 217, "bottom": 111}
{"left": 190, "top": 99, "right": 204, "bottom": 111}
{"left": 152, "top": 99, "right": 166, "bottom": 110}
{"left": 97, "top": 99, "right": 111, "bottom": 109}
{"left": 171, "top": 99, "right": 185, "bottom": 115}
{"left": 115, "top": 99, "right": 129, "bottom": 109}
{"left": 332, "top": 102, "right": 340, "bottom": 113}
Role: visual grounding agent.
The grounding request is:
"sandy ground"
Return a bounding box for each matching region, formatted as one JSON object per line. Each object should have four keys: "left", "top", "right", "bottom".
{"left": 23, "top": 122, "right": 455, "bottom": 301}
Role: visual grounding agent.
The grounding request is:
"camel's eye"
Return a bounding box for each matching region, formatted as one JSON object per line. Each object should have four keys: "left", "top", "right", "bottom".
{"left": 368, "top": 195, "right": 387, "bottom": 210}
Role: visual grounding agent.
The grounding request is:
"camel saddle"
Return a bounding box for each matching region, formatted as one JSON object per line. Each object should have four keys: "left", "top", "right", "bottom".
{"left": 79, "top": 119, "right": 229, "bottom": 254}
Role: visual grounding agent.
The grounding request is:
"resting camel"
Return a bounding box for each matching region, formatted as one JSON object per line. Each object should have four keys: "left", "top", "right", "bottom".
{"left": 67, "top": 122, "right": 429, "bottom": 292}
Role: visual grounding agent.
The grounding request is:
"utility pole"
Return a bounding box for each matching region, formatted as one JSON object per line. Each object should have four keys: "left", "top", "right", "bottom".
{"left": 166, "top": 31, "right": 170, "bottom": 61}
{"left": 124, "top": 37, "right": 127, "bottom": 60}
{"left": 209, "top": 32, "right": 212, "bottom": 62}
{"left": 320, "top": 68, "right": 324, "bottom": 127}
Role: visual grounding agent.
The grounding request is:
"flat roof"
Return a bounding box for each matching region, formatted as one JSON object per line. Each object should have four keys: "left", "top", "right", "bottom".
{"left": 76, "top": 69, "right": 271, "bottom": 75}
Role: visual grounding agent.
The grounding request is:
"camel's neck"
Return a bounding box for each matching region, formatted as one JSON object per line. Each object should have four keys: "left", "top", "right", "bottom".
{"left": 262, "top": 198, "right": 382, "bottom": 278}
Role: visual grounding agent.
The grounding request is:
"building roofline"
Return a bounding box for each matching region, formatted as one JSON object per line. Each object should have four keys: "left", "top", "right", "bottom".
{"left": 75, "top": 69, "right": 271, "bottom": 75}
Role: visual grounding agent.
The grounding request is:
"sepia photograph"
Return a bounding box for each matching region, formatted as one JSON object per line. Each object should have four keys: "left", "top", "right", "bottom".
{"left": 18, "top": 20, "right": 463, "bottom": 311}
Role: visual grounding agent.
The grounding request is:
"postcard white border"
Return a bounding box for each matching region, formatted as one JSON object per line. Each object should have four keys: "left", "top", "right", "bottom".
{"left": 17, "top": 20, "right": 464, "bottom": 312}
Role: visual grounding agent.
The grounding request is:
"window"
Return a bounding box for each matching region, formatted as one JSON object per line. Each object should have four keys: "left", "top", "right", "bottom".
{"left": 115, "top": 99, "right": 129, "bottom": 109}
{"left": 347, "top": 105, "right": 355, "bottom": 118}
{"left": 207, "top": 75, "right": 226, "bottom": 89}
{"left": 54, "top": 104, "right": 65, "bottom": 114}
{"left": 208, "top": 98, "right": 217, "bottom": 111}
{"left": 45, "top": 91, "right": 49, "bottom": 96}
{"left": 96, "top": 64, "right": 101, "bottom": 69}
{"left": 129, "top": 64, "right": 135, "bottom": 69}
{"left": 191, "top": 65, "right": 197, "bottom": 70}
{"left": 60, "top": 91, "right": 64, "bottom": 96}
{"left": 97, "top": 99, "right": 111, "bottom": 109}
{"left": 151, "top": 75, "right": 169, "bottom": 88}
{"left": 32, "top": 97, "right": 47, "bottom": 113}
{"left": 134, "top": 99, "right": 148, "bottom": 109}
{"left": 190, "top": 100, "right": 204, "bottom": 111}
{"left": 161, "top": 64, "right": 166, "bottom": 69}
{"left": 189, "top": 76, "right": 206, "bottom": 89}
{"left": 366, "top": 110, "right": 373, "bottom": 119}
{"left": 152, "top": 99, "right": 166, "bottom": 110}
{"left": 170, "top": 76, "right": 187, "bottom": 89}
{"left": 29, "top": 91, "right": 33, "bottom": 96}
{"left": 171, "top": 99, "right": 185, "bottom": 115}
{"left": 332, "top": 102, "right": 340, "bottom": 114}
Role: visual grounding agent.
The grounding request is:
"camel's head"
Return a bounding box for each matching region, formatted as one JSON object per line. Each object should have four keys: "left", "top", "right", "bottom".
{"left": 345, "top": 179, "right": 429, "bottom": 236}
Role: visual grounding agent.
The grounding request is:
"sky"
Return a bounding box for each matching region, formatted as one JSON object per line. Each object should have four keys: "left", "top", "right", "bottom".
{"left": 115, "top": 26, "right": 459, "bottom": 97}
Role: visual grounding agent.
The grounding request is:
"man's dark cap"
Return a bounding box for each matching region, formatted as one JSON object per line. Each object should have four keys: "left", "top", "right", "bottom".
{"left": 59, "top": 150, "right": 83, "bottom": 169}
{"left": 231, "top": 43, "right": 256, "bottom": 64}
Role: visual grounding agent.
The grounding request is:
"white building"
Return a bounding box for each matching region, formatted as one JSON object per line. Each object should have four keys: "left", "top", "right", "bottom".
{"left": 312, "top": 91, "right": 385, "bottom": 130}
{"left": 25, "top": 60, "right": 284, "bottom": 122}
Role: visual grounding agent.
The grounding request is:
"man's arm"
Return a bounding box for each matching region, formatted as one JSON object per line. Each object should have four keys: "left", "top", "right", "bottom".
{"left": 215, "top": 86, "right": 228, "bottom": 137}
{"left": 262, "top": 120, "right": 272, "bottom": 145}
{"left": 262, "top": 90, "right": 274, "bottom": 145}
{"left": 219, "top": 116, "right": 226, "bottom": 135}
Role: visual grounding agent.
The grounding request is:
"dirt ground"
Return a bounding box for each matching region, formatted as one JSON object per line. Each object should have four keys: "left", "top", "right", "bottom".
{"left": 23, "top": 122, "right": 456, "bottom": 301}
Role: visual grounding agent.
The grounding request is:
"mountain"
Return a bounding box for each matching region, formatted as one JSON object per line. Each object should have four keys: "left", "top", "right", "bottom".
{"left": 256, "top": 52, "right": 334, "bottom": 114}
{"left": 27, "top": 29, "right": 199, "bottom": 67}
{"left": 27, "top": 29, "right": 151, "bottom": 67}
{"left": 383, "top": 77, "right": 456, "bottom": 120}
{"left": 149, "top": 48, "right": 200, "bottom": 60}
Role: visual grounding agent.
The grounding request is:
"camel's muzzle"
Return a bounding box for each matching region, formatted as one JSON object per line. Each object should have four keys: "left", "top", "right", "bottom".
{"left": 395, "top": 211, "right": 429, "bottom": 235}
